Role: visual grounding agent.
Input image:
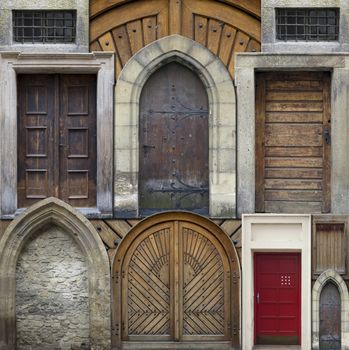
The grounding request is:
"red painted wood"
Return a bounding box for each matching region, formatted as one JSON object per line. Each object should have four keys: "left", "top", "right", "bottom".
{"left": 254, "top": 253, "right": 301, "bottom": 345}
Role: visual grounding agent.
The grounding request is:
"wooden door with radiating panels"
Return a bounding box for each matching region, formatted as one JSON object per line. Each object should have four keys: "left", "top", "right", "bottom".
{"left": 256, "top": 72, "right": 331, "bottom": 213}
{"left": 113, "top": 213, "right": 240, "bottom": 349}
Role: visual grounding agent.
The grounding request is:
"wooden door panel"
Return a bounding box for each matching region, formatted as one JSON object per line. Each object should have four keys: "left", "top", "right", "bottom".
{"left": 180, "top": 223, "right": 230, "bottom": 340}
{"left": 254, "top": 253, "right": 301, "bottom": 345}
{"left": 256, "top": 72, "right": 331, "bottom": 213}
{"left": 59, "top": 75, "right": 97, "bottom": 207}
{"left": 139, "top": 62, "right": 209, "bottom": 215}
{"left": 123, "top": 223, "right": 173, "bottom": 340}
{"left": 18, "top": 75, "right": 55, "bottom": 207}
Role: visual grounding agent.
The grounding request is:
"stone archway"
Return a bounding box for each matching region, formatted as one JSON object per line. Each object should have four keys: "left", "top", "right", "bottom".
{"left": 114, "top": 34, "right": 236, "bottom": 218}
{"left": 0, "top": 197, "right": 111, "bottom": 350}
{"left": 312, "top": 269, "right": 349, "bottom": 349}
{"left": 112, "top": 212, "right": 241, "bottom": 349}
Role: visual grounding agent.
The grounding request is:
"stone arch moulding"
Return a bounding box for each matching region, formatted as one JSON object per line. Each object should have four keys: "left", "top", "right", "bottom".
{"left": 312, "top": 269, "right": 349, "bottom": 350}
{"left": 111, "top": 211, "right": 241, "bottom": 349}
{"left": 0, "top": 197, "right": 111, "bottom": 350}
{"left": 114, "top": 34, "right": 236, "bottom": 218}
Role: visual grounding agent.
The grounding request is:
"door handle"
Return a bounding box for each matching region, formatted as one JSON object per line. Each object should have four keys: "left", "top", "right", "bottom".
{"left": 324, "top": 129, "right": 331, "bottom": 145}
{"left": 256, "top": 292, "right": 260, "bottom": 304}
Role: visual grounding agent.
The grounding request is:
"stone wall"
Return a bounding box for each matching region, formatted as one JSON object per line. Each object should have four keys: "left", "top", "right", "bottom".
{"left": 16, "top": 225, "right": 90, "bottom": 350}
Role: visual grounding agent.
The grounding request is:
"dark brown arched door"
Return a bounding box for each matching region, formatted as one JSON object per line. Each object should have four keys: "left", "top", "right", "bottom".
{"left": 139, "top": 62, "right": 209, "bottom": 215}
{"left": 320, "top": 282, "right": 341, "bottom": 349}
{"left": 112, "top": 213, "right": 240, "bottom": 349}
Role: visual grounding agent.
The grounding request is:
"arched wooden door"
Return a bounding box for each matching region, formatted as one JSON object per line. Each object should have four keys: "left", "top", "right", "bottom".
{"left": 320, "top": 282, "right": 341, "bottom": 349}
{"left": 112, "top": 212, "right": 240, "bottom": 349}
{"left": 139, "top": 62, "right": 209, "bottom": 215}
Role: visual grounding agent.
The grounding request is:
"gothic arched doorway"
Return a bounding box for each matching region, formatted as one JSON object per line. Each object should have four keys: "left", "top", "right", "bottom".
{"left": 112, "top": 212, "right": 240, "bottom": 349}
{"left": 139, "top": 62, "right": 209, "bottom": 215}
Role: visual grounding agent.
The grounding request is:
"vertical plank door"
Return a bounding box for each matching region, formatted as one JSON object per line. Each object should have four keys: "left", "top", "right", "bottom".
{"left": 139, "top": 62, "right": 209, "bottom": 215}
{"left": 256, "top": 72, "right": 331, "bottom": 213}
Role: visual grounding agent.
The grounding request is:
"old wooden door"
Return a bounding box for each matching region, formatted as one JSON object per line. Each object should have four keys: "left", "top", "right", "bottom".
{"left": 17, "top": 74, "right": 96, "bottom": 207}
{"left": 319, "top": 282, "right": 341, "bottom": 349}
{"left": 139, "top": 62, "right": 209, "bottom": 215}
{"left": 254, "top": 253, "right": 301, "bottom": 345}
{"left": 114, "top": 214, "right": 239, "bottom": 348}
{"left": 256, "top": 72, "right": 331, "bottom": 213}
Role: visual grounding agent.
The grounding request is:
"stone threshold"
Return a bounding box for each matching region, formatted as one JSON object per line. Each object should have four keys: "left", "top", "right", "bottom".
{"left": 253, "top": 346, "right": 301, "bottom": 350}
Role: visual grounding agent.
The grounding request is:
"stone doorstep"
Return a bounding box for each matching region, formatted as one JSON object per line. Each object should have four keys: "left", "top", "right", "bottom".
{"left": 253, "top": 346, "right": 301, "bottom": 350}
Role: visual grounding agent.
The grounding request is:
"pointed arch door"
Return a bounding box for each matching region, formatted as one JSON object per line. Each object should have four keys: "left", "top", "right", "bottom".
{"left": 113, "top": 213, "right": 240, "bottom": 348}
{"left": 139, "top": 62, "right": 209, "bottom": 215}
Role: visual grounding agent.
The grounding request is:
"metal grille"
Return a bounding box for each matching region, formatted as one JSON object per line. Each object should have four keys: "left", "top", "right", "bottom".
{"left": 276, "top": 8, "right": 339, "bottom": 41}
{"left": 13, "top": 10, "right": 76, "bottom": 43}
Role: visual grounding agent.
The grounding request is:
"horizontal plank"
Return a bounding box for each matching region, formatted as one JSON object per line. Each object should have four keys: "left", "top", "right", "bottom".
{"left": 265, "top": 200, "right": 322, "bottom": 213}
{"left": 267, "top": 91, "right": 323, "bottom": 101}
{"left": 265, "top": 157, "right": 323, "bottom": 168}
{"left": 266, "top": 101, "right": 323, "bottom": 112}
{"left": 265, "top": 124, "right": 323, "bottom": 147}
{"left": 265, "top": 112, "right": 323, "bottom": 123}
{"left": 265, "top": 179, "right": 322, "bottom": 190}
{"left": 265, "top": 146, "right": 322, "bottom": 157}
{"left": 265, "top": 189, "right": 322, "bottom": 201}
{"left": 266, "top": 80, "right": 322, "bottom": 90}
{"left": 265, "top": 168, "right": 323, "bottom": 179}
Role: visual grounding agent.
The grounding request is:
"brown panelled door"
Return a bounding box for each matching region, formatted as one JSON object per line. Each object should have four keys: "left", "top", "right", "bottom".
{"left": 256, "top": 72, "right": 331, "bottom": 213}
{"left": 139, "top": 62, "right": 209, "bottom": 215}
{"left": 18, "top": 74, "right": 96, "bottom": 208}
{"left": 113, "top": 213, "right": 240, "bottom": 349}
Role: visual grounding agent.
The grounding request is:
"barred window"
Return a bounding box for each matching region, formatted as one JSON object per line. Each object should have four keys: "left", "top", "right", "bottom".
{"left": 276, "top": 8, "right": 339, "bottom": 41}
{"left": 13, "top": 10, "right": 76, "bottom": 43}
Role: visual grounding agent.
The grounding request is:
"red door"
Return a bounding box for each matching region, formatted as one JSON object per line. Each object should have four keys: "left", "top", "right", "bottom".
{"left": 254, "top": 253, "right": 301, "bottom": 345}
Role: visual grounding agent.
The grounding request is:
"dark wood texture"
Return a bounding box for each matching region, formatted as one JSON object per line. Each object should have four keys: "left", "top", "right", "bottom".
{"left": 18, "top": 75, "right": 55, "bottom": 207}
{"left": 319, "top": 282, "right": 341, "bottom": 350}
{"left": 17, "top": 74, "right": 96, "bottom": 208}
{"left": 59, "top": 75, "right": 97, "bottom": 207}
{"left": 112, "top": 213, "right": 241, "bottom": 348}
{"left": 139, "top": 62, "right": 209, "bottom": 215}
{"left": 255, "top": 72, "right": 331, "bottom": 214}
{"left": 89, "top": 0, "right": 261, "bottom": 79}
{"left": 312, "top": 216, "right": 347, "bottom": 278}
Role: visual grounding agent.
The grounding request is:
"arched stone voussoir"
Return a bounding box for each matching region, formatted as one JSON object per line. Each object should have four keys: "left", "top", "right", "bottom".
{"left": 0, "top": 197, "right": 111, "bottom": 350}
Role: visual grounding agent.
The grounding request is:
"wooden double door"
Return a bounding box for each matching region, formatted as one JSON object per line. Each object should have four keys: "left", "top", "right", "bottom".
{"left": 17, "top": 74, "right": 96, "bottom": 208}
{"left": 113, "top": 214, "right": 240, "bottom": 348}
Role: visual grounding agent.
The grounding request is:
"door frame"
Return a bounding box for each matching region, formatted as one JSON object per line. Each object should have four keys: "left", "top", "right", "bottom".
{"left": 0, "top": 51, "right": 114, "bottom": 218}
{"left": 112, "top": 212, "right": 241, "bottom": 349}
{"left": 242, "top": 214, "right": 311, "bottom": 350}
{"left": 254, "top": 252, "right": 301, "bottom": 345}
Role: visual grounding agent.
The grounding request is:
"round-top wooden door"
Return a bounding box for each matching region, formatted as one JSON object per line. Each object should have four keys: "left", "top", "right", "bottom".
{"left": 112, "top": 213, "right": 240, "bottom": 349}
